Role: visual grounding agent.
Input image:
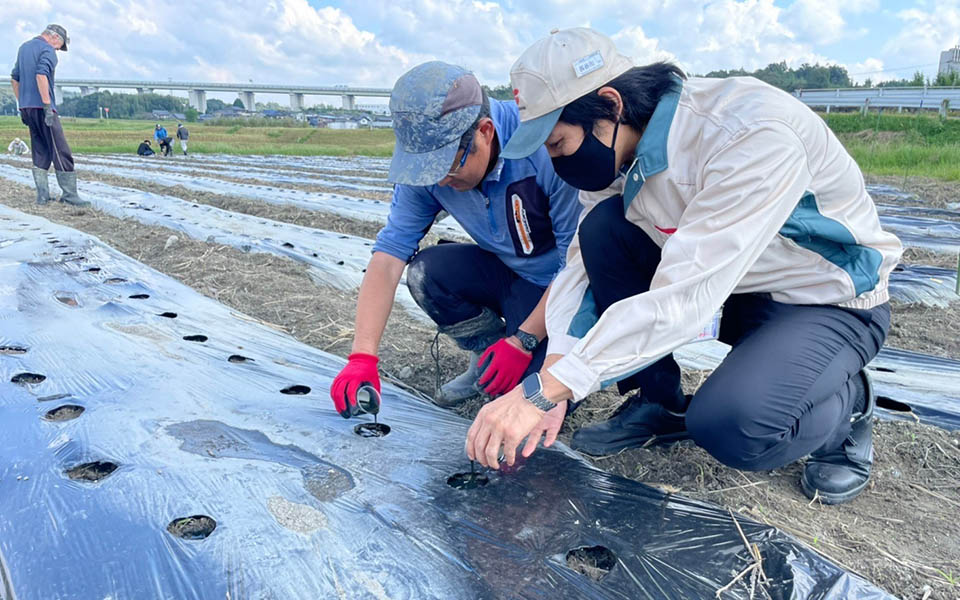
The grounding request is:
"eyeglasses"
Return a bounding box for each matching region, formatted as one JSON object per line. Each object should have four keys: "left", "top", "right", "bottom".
{"left": 446, "top": 137, "right": 472, "bottom": 177}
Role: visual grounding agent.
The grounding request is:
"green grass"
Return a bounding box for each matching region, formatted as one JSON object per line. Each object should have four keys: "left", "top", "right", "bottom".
{"left": 824, "top": 112, "right": 960, "bottom": 180}
{"left": 0, "top": 116, "right": 395, "bottom": 157}
{"left": 5, "top": 113, "right": 960, "bottom": 180}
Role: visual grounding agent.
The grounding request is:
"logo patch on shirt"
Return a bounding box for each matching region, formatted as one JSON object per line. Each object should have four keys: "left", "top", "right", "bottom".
{"left": 512, "top": 194, "right": 534, "bottom": 255}
{"left": 573, "top": 51, "right": 604, "bottom": 78}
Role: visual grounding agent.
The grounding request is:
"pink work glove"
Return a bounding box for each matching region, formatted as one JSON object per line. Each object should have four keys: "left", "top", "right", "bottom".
{"left": 330, "top": 353, "right": 380, "bottom": 418}
{"left": 477, "top": 338, "right": 533, "bottom": 397}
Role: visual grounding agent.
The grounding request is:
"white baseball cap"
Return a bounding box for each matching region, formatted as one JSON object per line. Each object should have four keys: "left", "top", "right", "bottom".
{"left": 501, "top": 27, "right": 634, "bottom": 160}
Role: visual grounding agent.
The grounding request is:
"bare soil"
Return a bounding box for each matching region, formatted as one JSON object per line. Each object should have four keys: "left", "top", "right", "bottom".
{"left": 2, "top": 167, "right": 960, "bottom": 599}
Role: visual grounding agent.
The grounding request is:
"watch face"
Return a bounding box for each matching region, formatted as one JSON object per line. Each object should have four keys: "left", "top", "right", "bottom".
{"left": 522, "top": 373, "right": 540, "bottom": 398}
{"left": 516, "top": 330, "right": 538, "bottom": 351}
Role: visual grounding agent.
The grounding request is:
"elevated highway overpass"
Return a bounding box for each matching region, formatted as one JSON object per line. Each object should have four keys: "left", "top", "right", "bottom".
{"left": 2, "top": 78, "right": 392, "bottom": 112}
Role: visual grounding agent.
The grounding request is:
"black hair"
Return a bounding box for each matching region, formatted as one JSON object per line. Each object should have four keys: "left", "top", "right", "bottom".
{"left": 559, "top": 62, "right": 686, "bottom": 133}
{"left": 458, "top": 87, "right": 491, "bottom": 153}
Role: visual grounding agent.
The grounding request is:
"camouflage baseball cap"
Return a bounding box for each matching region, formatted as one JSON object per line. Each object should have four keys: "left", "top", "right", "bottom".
{"left": 388, "top": 61, "right": 482, "bottom": 186}
{"left": 46, "top": 24, "right": 69, "bottom": 51}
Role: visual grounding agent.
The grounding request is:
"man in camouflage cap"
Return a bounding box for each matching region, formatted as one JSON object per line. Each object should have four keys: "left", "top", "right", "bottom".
{"left": 329, "top": 61, "right": 580, "bottom": 422}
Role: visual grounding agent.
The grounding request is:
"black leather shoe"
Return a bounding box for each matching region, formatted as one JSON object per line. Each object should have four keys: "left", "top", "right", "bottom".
{"left": 802, "top": 369, "right": 875, "bottom": 505}
{"left": 570, "top": 393, "right": 689, "bottom": 456}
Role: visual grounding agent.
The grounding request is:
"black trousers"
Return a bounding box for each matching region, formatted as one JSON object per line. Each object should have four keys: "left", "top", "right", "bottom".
{"left": 21, "top": 108, "right": 74, "bottom": 172}
{"left": 579, "top": 195, "right": 890, "bottom": 471}
{"left": 407, "top": 243, "right": 548, "bottom": 377}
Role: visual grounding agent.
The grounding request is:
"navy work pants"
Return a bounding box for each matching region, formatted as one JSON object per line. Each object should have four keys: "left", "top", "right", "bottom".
{"left": 21, "top": 108, "right": 74, "bottom": 172}
{"left": 578, "top": 195, "right": 890, "bottom": 471}
{"left": 407, "top": 243, "right": 548, "bottom": 376}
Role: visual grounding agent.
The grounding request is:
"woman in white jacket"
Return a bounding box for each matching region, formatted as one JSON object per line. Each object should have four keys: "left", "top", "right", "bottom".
{"left": 466, "top": 27, "right": 902, "bottom": 505}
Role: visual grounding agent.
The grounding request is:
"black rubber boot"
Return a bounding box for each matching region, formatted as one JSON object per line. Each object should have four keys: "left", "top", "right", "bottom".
{"left": 434, "top": 307, "right": 504, "bottom": 407}
{"left": 570, "top": 393, "right": 690, "bottom": 456}
{"left": 31, "top": 167, "right": 51, "bottom": 204}
{"left": 54, "top": 171, "right": 91, "bottom": 207}
{"left": 802, "top": 369, "right": 875, "bottom": 505}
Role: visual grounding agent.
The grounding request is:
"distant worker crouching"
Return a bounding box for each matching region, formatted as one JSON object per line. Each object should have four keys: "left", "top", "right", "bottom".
{"left": 137, "top": 139, "right": 155, "bottom": 156}
{"left": 7, "top": 137, "right": 28, "bottom": 156}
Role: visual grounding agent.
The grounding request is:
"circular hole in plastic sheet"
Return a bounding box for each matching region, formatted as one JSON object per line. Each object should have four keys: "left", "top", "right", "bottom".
{"left": 447, "top": 472, "right": 489, "bottom": 490}
{"left": 167, "top": 515, "right": 217, "bottom": 540}
{"left": 280, "top": 385, "right": 311, "bottom": 395}
{"left": 44, "top": 405, "right": 85, "bottom": 422}
{"left": 870, "top": 366, "right": 896, "bottom": 373}
{"left": 0, "top": 345, "right": 28, "bottom": 355}
{"left": 228, "top": 354, "right": 254, "bottom": 363}
{"left": 86, "top": 267, "right": 101, "bottom": 272}
{"left": 565, "top": 545, "right": 617, "bottom": 581}
{"left": 876, "top": 395, "right": 913, "bottom": 413}
{"left": 56, "top": 295, "right": 79, "bottom": 307}
{"left": 65, "top": 461, "right": 119, "bottom": 482}
{"left": 128, "top": 294, "right": 150, "bottom": 299}
{"left": 158, "top": 312, "right": 178, "bottom": 319}
{"left": 104, "top": 277, "right": 127, "bottom": 284}
{"left": 353, "top": 423, "right": 391, "bottom": 438}
{"left": 183, "top": 335, "right": 208, "bottom": 343}
{"left": 11, "top": 372, "right": 46, "bottom": 385}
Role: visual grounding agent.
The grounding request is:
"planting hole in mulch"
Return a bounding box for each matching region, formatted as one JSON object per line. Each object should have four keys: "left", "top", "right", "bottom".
{"left": 167, "top": 515, "right": 217, "bottom": 540}
{"left": 447, "top": 472, "right": 489, "bottom": 490}
{"left": 56, "top": 294, "right": 79, "bottom": 307}
{"left": 870, "top": 366, "right": 896, "bottom": 373}
{"left": 282, "top": 242, "right": 294, "bottom": 248}
{"left": 157, "top": 312, "right": 178, "bottom": 318}
{"left": 354, "top": 423, "right": 391, "bottom": 438}
{"left": 565, "top": 545, "right": 617, "bottom": 581}
{"left": 0, "top": 345, "right": 28, "bottom": 355}
{"left": 65, "top": 461, "right": 119, "bottom": 482}
{"left": 228, "top": 354, "right": 253, "bottom": 363}
{"left": 876, "top": 395, "right": 913, "bottom": 413}
{"left": 183, "top": 335, "right": 208, "bottom": 342}
{"left": 11, "top": 372, "right": 45, "bottom": 385}
{"left": 280, "top": 384, "right": 310, "bottom": 395}
{"left": 86, "top": 267, "right": 101, "bottom": 272}
{"left": 104, "top": 277, "right": 127, "bottom": 284}
{"left": 128, "top": 294, "right": 150, "bottom": 299}
{"left": 44, "top": 405, "right": 85, "bottom": 422}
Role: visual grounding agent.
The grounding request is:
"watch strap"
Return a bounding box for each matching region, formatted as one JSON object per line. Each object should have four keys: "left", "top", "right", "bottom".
{"left": 514, "top": 329, "right": 539, "bottom": 352}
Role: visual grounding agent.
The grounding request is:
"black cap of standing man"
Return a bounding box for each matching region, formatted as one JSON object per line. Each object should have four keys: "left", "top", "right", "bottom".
{"left": 46, "top": 24, "right": 69, "bottom": 51}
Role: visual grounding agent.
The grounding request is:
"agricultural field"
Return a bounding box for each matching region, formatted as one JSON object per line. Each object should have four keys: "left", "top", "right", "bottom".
{"left": 1, "top": 129, "right": 960, "bottom": 598}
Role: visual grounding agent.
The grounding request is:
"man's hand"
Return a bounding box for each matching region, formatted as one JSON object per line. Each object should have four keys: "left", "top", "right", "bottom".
{"left": 476, "top": 337, "right": 532, "bottom": 397}
{"left": 330, "top": 353, "right": 380, "bottom": 418}
{"left": 42, "top": 103, "right": 55, "bottom": 127}
{"left": 466, "top": 386, "right": 546, "bottom": 469}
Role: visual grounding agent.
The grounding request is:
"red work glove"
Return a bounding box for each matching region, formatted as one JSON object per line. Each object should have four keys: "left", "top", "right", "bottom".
{"left": 330, "top": 353, "right": 380, "bottom": 419}
{"left": 477, "top": 338, "right": 533, "bottom": 397}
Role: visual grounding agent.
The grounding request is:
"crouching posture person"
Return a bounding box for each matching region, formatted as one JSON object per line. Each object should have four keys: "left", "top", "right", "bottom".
{"left": 467, "top": 28, "right": 902, "bottom": 505}
{"left": 329, "top": 61, "right": 579, "bottom": 417}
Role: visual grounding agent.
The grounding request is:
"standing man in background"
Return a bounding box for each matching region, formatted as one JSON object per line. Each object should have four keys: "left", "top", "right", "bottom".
{"left": 176, "top": 122, "right": 189, "bottom": 155}
{"left": 10, "top": 24, "right": 89, "bottom": 206}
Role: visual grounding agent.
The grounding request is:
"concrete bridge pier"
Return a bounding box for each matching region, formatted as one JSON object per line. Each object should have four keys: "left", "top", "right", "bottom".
{"left": 54, "top": 86, "right": 63, "bottom": 101}
{"left": 341, "top": 94, "right": 356, "bottom": 110}
{"left": 239, "top": 91, "right": 256, "bottom": 110}
{"left": 79, "top": 86, "right": 98, "bottom": 96}
{"left": 290, "top": 92, "right": 305, "bottom": 111}
{"left": 137, "top": 87, "right": 154, "bottom": 94}
{"left": 189, "top": 89, "right": 207, "bottom": 113}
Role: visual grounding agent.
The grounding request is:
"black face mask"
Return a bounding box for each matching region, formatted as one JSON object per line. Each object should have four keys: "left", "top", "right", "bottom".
{"left": 551, "top": 120, "right": 620, "bottom": 192}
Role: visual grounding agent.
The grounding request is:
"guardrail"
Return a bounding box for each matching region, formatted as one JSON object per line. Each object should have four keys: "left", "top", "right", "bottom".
{"left": 794, "top": 86, "right": 960, "bottom": 115}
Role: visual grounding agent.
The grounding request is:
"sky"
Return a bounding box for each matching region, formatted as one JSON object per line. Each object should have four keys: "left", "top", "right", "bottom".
{"left": 3, "top": 0, "right": 960, "bottom": 105}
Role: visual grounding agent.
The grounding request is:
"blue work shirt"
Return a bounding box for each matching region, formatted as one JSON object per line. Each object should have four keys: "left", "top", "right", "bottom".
{"left": 10, "top": 37, "right": 59, "bottom": 110}
{"left": 374, "top": 99, "right": 581, "bottom": 288}
{"left": 155, "top": 128, "right": 169, "bottom": 143}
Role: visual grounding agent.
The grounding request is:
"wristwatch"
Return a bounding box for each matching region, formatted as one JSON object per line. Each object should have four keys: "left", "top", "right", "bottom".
{"left": 514, "top": 329, "right": 539, "bottom": 352}
{"left": 521, "top": 373, "right": 556, "bottom": 412}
